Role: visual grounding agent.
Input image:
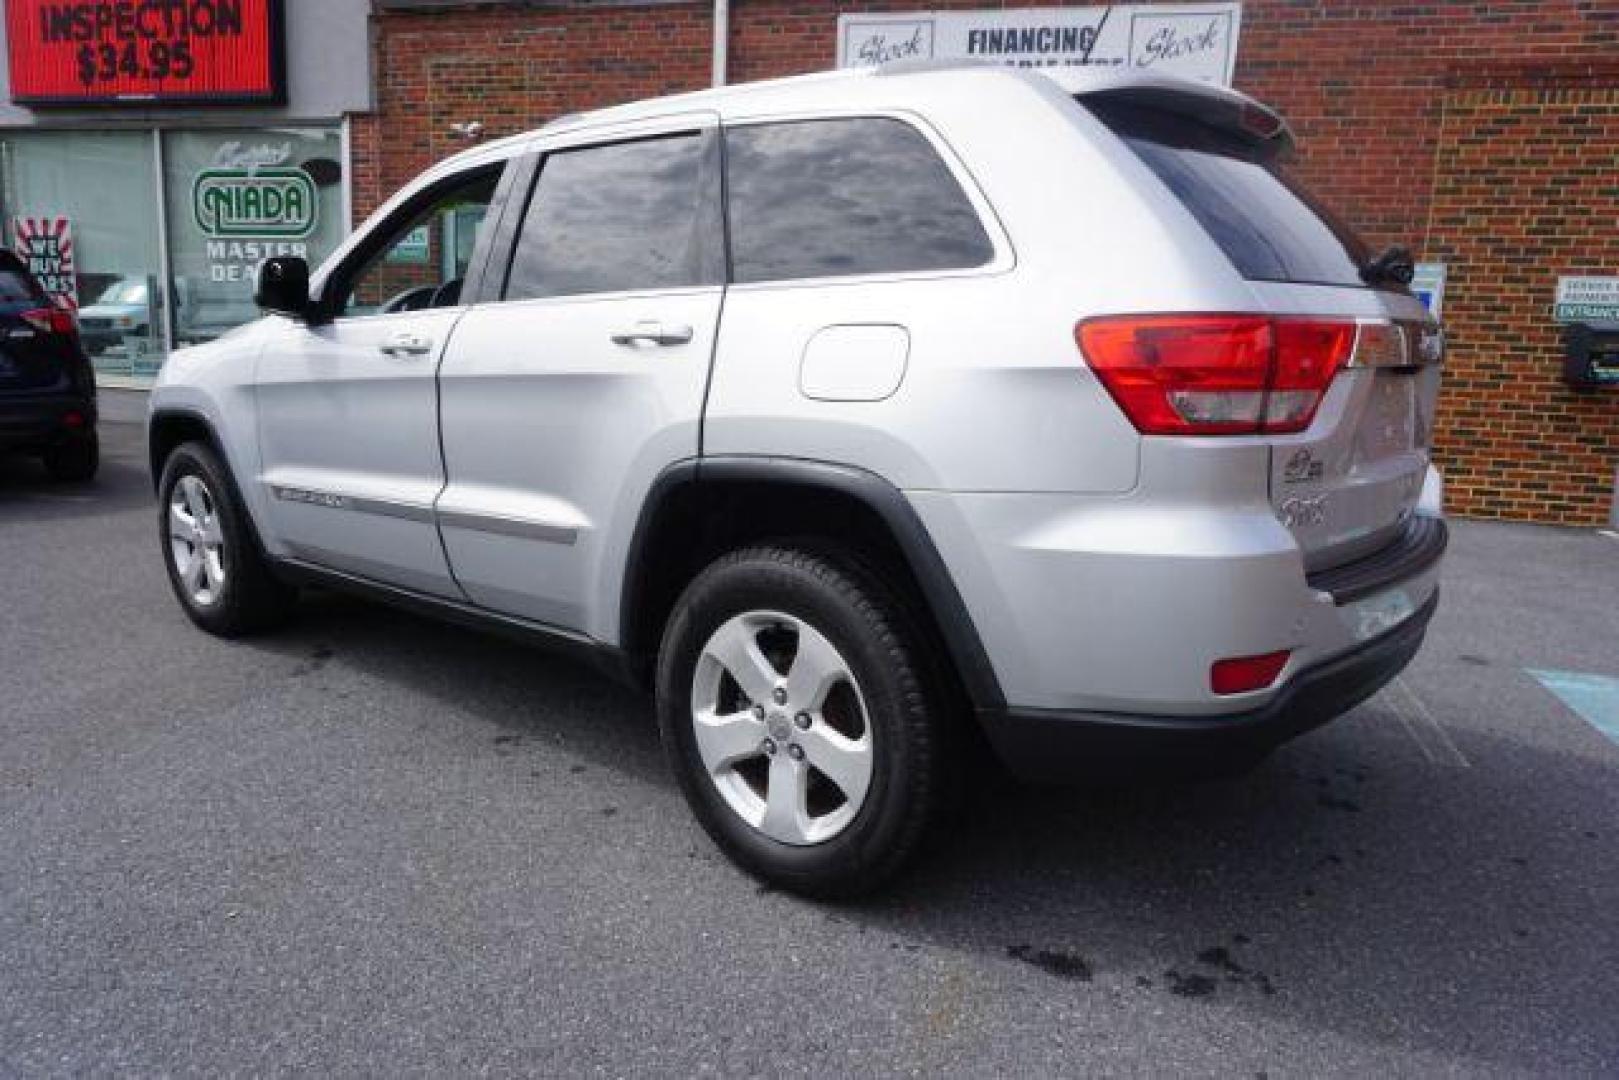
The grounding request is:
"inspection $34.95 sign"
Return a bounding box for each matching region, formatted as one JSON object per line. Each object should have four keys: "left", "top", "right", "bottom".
{"left": 5, "top": 0, "right": 285, "bottom": 105}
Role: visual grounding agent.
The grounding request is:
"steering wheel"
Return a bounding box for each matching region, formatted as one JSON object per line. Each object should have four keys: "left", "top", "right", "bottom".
{"left": 379, "top": 285, "right": 438, "bottom": 315}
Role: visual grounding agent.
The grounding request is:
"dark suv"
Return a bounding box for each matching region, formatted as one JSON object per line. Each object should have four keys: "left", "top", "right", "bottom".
{"left": 0, "top": 249, "right": 98, "bottom": 482}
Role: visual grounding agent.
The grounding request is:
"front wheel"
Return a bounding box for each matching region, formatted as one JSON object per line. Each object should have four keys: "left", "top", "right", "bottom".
{"left": 157, "top": 441, "right": 296, "bottom": 636}
{"left": 657, "top": 545, "right": 954, "bottom": 898}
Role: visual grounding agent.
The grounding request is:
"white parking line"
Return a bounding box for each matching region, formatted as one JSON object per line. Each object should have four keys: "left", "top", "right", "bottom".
{"left": 1385, "top": 675, "right": 1471, "bottom": 767}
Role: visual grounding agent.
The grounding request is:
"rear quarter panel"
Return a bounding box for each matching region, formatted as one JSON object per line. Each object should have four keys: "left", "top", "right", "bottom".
{"left": 704, "top": 69, "right": 1257, "bottom": 496}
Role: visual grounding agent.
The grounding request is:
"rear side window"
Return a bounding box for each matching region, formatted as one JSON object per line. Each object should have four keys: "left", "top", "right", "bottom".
{"left": 505, "top": 131, "right": 723, "bottom": 300}
{"left": 0, "top": 255, "right": 42, "bottom": 304}
{"left": 725, "top": 118, "right": 995, "bottom": 284}
{"left": 1089, "top": 101, "right": 1374, "bottom": 289}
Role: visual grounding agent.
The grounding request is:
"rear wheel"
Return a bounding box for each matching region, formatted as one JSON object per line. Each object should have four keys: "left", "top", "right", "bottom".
{"left": 657, "top": 545, "right": 953, "bottom": 898}
{"left": 158, "top": 441, "right": 296, "bottom": 636}
{"left": 41, "top": 433, "right": 98, "bottom": 482}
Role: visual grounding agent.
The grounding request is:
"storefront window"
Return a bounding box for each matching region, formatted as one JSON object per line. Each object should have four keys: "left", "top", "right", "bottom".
{"left": 1, "top": 131, "right": 166, "bottom": 380}
{"left": 162, "top": 128, "right": 345, "bottom": 348}
{"left": 0, "top": 125, "right": 346, "bottom": 385}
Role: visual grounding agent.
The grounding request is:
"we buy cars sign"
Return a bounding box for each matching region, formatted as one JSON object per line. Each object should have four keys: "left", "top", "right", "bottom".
{"left": 5, "top": 0, "right": 285, "bottom": 105}
{"left": 11, "top": 216, "right": 78, "bottom": 309}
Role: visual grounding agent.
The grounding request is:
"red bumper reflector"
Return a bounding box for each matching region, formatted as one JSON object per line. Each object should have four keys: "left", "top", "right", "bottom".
{"left": 1211, "top": 650, "right": 1292, "bottom": 695}
{"left": 62, "top": 411, "right": 84, "bottom": 429}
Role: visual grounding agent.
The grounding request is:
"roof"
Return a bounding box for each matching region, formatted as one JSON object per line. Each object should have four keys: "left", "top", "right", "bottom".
{"left": 435, "top": 61, "right": 1287, "bottom": 170}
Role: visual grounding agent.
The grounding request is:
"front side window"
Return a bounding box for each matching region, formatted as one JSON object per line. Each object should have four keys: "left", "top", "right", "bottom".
{"left": 725, "top": 118, "right": 995, "bottom": 284}
{"left": 336, "top": 167, "right": 501, "bottom": 318}
{"left": 504, "top": 131, "right": 721, "bottom": 301}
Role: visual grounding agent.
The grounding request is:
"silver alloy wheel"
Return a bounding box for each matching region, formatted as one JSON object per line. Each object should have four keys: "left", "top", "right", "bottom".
{"left": 168, "top": 474, "right": 227, "bottom": 608}
{"left": 691, "top": 610, "right": 875, "bottom": 846}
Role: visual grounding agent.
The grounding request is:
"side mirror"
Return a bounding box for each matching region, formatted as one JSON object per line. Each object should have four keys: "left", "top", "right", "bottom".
{"left": 254, "top": 256, "right": 312, "bottom": 319}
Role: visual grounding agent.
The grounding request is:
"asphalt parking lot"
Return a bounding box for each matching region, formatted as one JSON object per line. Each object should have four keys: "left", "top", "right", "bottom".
{"left": 2, "top": 419, "right": 1616, "bottom": 1076}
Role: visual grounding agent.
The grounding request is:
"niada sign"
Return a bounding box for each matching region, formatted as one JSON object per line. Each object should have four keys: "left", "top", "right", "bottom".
{"left": 193, "top": 167, "right": 317, "bottom": 239}
{"left": 837, "top": 3, "right": 1242, "bottom": 85}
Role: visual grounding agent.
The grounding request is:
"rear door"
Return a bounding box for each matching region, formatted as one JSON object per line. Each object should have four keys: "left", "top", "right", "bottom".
{"left": 435, "top": 115, "right": 726, "bottom": 634}
{"left": 1089, "top": 98, "right": 1443, "bottom": 570}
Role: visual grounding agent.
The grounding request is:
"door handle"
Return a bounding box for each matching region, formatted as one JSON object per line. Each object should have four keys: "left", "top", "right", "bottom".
{"left": 380, "top": 332, "right": 434, "bottom": 357}
{"left": 610, "top": 321, "right": 694, "bottom": 348}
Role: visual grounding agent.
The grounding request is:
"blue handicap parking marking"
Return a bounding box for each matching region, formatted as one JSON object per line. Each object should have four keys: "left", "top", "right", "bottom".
{"left": 1529, "top": 669, "right": 1619, "bottom": 746}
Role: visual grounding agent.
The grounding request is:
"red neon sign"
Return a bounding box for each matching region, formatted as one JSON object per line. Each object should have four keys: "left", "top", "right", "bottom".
{"left": 6, "top": 0, "right": 285, "bottom": 105}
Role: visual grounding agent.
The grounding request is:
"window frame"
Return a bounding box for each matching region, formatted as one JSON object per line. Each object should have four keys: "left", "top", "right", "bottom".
{"left": 312, "top": 157, "right": 516, "bottom": 324}
{"left": 717, "top": 108, "right": 1015, "bottom": 292}
{"left": 489, "top": 111, "right": 728, "bottom": 308}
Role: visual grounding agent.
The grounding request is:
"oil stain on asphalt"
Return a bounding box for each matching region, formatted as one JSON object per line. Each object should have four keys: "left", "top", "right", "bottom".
{"left": 1005, "top": 944, "right": 1093, "bottom": 981}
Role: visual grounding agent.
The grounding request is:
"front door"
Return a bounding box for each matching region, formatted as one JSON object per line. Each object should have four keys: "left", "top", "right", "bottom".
{"left": 436, "top": 118, "right": 726, "bottom": 635}
{"left": 255, "top": 164, "right": 505, "bottom": 597}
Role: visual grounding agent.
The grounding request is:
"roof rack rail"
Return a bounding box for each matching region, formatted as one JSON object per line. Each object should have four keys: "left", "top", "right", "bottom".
{"left": 869, "top": 58, "right": 999, "bottom": 77}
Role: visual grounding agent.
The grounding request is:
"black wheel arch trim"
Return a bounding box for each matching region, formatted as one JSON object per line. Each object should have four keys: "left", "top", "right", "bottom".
{"left": 148, "top": 406, "right": 282, "bottom": 574}
{"left": 621, "top": 455, "right": 1007, "bottom": 711}
{"left": 147, "top": 406, "right": 222, "bottom": 492}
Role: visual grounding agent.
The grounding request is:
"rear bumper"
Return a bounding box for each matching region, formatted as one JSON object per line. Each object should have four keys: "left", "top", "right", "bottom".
{"left": 980, "top": 588, "right": 1438, "bottom": 781}
{"left": 0, "top": 393, "right": 97, "bottom": 449}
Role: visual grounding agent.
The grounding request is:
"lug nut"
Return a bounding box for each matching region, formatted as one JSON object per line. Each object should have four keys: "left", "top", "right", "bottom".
{"left": 752, "top": 705, "right": 766, "bottom": 720}
{"left": 772, "top": 687, "right": 788, "bottom": 706}
{"left": 761, "top": 738, "right": 777, "bottom": 756}
{"left": 788, "top": 744, "right": 805, "bottom": 761}
{"left": 794, "top": 712, "right": 812, "bottom": 731}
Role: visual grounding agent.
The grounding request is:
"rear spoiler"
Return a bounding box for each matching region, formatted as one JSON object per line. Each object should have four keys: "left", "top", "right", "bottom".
{"left": 1044, "top": 70, "right": 1295, "bottom": 155}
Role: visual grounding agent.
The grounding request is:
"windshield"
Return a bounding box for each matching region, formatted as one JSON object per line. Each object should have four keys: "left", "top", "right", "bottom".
{"left": 97, "top": 279, "right": 149, "bottom": 305}
{"left": 1088, "top": 99, "right": 1379, "bottom": 290}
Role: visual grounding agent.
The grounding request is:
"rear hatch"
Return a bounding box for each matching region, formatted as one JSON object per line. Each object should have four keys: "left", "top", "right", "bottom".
{"left": 0, "top": 252, "right": 78, "bottom": 395}
{"left": 1083, "top": 90, "right": 1443, "bottom": 572}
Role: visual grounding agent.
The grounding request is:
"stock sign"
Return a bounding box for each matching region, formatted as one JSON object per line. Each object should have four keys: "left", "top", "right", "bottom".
{"left": 5, "top": 0, "right": 285, "bottom": 105}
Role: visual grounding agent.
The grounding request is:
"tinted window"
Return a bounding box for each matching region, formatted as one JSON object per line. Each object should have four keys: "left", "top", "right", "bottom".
{"left": 0, "top": 255, "right": 41, "bottom": 304}
{"left": 506, "top": 133, "right": 720, "bottom": 300}
{"left": 0, "top": 270, "right": 39, "bottom": 304}
{"left": 1089, "top": 101, "right": 1374, "bottom": 289}
{"left": 725, "top": 119, "right": 994, "bottom": 283}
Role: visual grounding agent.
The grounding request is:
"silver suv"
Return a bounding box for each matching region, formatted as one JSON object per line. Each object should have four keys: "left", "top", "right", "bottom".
{"left": 149, "top": 64, "right": 1446, "bottom": 896}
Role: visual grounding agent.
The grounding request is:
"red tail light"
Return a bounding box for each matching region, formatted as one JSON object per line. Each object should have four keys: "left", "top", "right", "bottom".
{"left": 1076, "top": 314, "right": 1357, "bottom": 436}
{"left": 21, "top": 306, "right": 78, "bottom": 335}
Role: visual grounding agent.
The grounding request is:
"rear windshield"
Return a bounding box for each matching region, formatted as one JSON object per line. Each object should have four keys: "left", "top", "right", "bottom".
{"left": 1088, "top": 100, "right": 1375, "bottom": 289}
{"left": 0, "top": 256, "right": 41, "bottom": 305}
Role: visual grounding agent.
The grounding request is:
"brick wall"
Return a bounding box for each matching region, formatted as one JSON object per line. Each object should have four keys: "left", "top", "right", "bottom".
{"left": 354, "top": 0, "right": 1619, "bottom": 524}
{"left": 1424, "top": 82, "right": 1619, "bottom": 522}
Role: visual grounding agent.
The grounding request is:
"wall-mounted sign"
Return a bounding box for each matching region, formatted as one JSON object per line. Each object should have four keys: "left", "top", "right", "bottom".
{"left": 5, "top": 0, "right": 285, "bottom": 105}
{"left": 1554, "top": 276, "right": 1619, "bottom": 323}
{"left": 1411, "top": 262, "right": 1447, "bottom": 319}
{"left": 11, "top": 215, "right": 78, "bottom": 308}
{"left": 193, "top": 167, "right": 317, "bottom": 240}
{"left": 837, "top": 3, "right": 1242, "bottom": 85}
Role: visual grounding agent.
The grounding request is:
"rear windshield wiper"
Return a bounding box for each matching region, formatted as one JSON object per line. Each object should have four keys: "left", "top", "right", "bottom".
{"left": 1361, "top": 245, "right": 1415, "bottom": 287}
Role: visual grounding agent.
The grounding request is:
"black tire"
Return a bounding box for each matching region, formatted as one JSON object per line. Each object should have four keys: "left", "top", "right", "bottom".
{"left": 157, "top": 441, "right": 297, "bottom": 637}
{"left": 657, "top": 545, "right": 954, "bottom": 898}
{"left": 42, "top": 433, "right": 98, "bottom": 482}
